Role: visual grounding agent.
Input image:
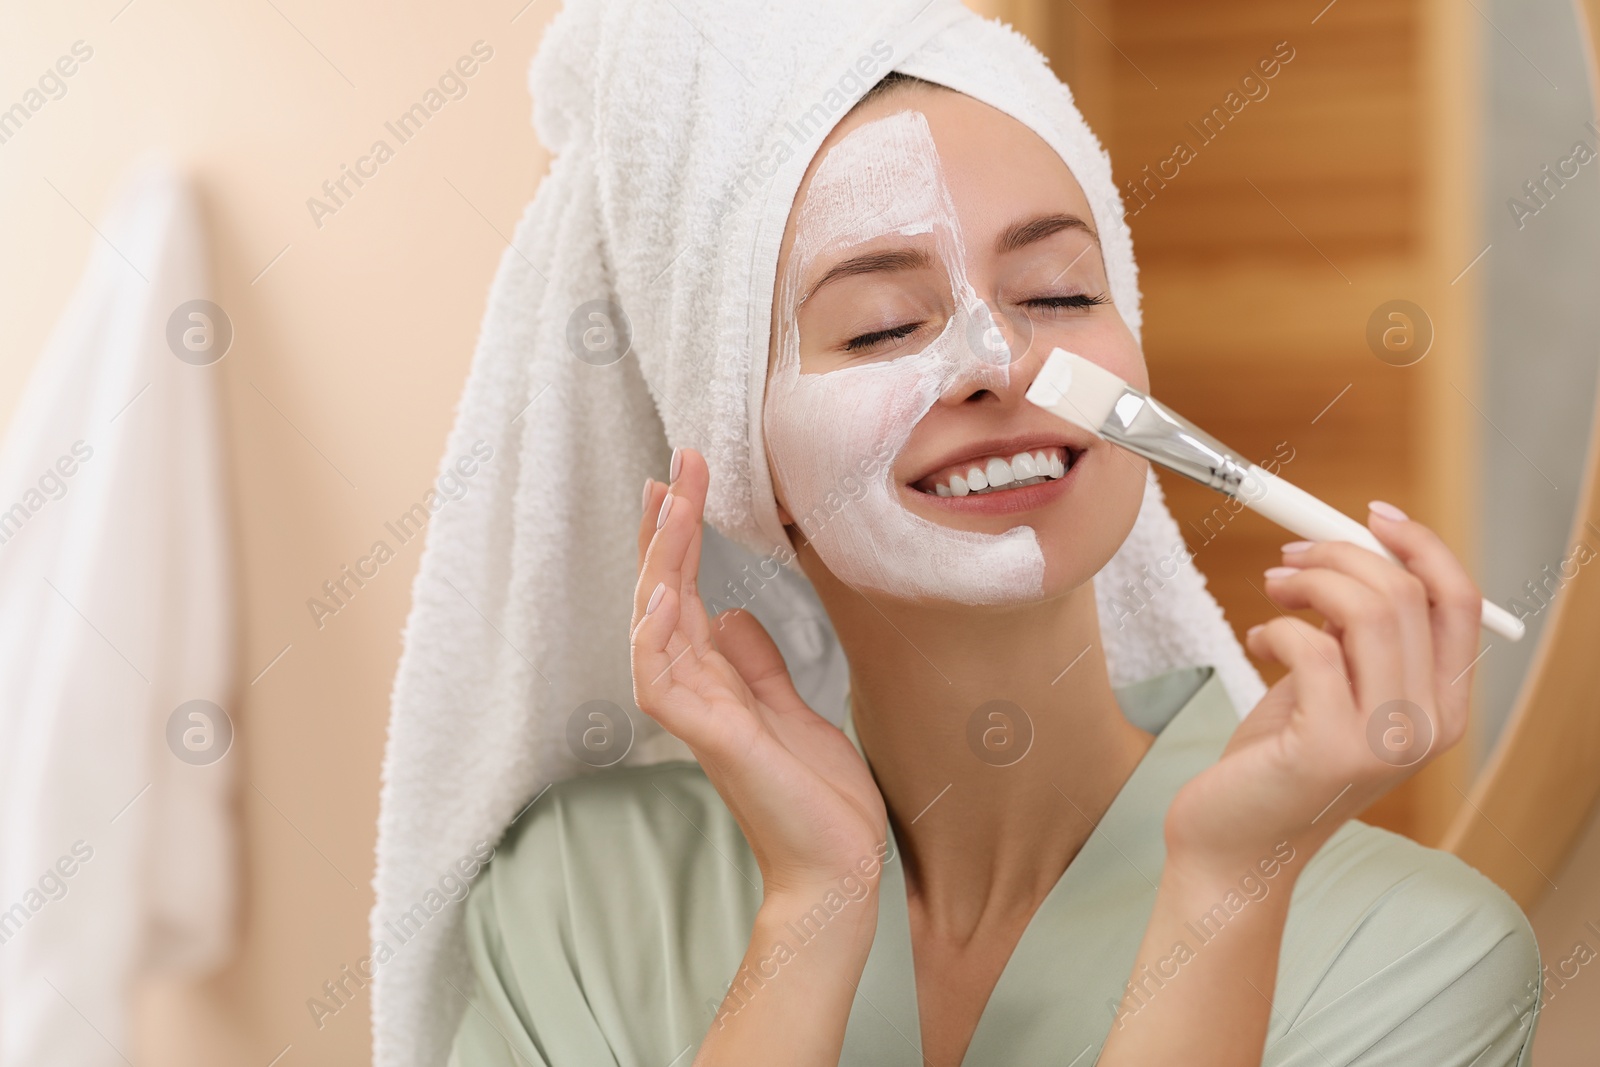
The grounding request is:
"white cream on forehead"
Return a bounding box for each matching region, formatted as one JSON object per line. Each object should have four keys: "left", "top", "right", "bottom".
{"left": 763, "top": 108, "right": 1046, "bottom": 604}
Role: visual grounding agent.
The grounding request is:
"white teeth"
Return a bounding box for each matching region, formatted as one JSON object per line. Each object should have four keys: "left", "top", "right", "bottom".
{"left": 922, "top": 447, "right": 1073, "bottom": 498}
{"left": 972, "top": 476, "right": 1048, "bottom": 495}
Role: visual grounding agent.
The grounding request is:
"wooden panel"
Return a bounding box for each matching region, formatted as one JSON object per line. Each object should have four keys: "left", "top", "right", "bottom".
{"left": 998, "top": 0, "right": 1600, "bottom": 921}
{"left": 1000, "top": 0, "right": 1479, "bottom": 844}
{"left": 1114, "top": 0, "right": 1450, "bottom": 842}
{"left": 1111, "top": 0, "right": 1420, "bottom": 268}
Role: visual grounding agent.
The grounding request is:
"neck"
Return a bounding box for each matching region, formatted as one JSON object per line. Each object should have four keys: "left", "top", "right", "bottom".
{"left": 803, "top": 549, "right": 1155, "bottom": 942}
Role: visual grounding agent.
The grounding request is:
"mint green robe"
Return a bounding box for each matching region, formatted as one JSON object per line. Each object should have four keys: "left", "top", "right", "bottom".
{"left": 447, "top": 666, "right": 1542, "bottom": 1065}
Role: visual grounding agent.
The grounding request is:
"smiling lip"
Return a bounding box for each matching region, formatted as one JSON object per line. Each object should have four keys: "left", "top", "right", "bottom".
{"left": 901, "top": 445, "right": 1088, "bottom": 516}
{"left": 904, "top": 429, "right": 1097, "bottom": 490}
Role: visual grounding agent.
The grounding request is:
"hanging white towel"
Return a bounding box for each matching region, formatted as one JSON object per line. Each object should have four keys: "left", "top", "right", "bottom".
{"left": 0, "top": 157, "right": 237, "bottom": 1065}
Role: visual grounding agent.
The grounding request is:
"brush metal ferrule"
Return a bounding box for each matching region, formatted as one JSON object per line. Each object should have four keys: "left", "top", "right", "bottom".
{"left": 1102, "top": 389, "right": 1254, "bottom": 496}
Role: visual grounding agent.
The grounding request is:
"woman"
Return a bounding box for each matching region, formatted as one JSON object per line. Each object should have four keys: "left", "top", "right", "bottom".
{"left": 445, "top": 74, "right": 1540, "bottom": 1067}
{"left": 417, "top": 7, "right": 1543, "bottom": 1067}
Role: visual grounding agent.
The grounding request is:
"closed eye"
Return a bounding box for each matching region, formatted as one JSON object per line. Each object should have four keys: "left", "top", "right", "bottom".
{"left": 842, "top": 293, "right": 1107, "bottom": 352}
{"left": 844, "top": 321, "right": 924, "bottom": 352}
{"left": 1024, "top": 293, "right": 1110, "bottom": 311}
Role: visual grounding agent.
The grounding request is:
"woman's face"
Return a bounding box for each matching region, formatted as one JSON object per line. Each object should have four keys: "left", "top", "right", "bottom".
{"left": 764, "top": 84, "right": 1149, "bottom": 606}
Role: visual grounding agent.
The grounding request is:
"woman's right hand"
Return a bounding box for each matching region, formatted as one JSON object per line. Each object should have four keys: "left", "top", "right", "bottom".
{"left": 631, "top": 446, "right": 887, "bottom": 903}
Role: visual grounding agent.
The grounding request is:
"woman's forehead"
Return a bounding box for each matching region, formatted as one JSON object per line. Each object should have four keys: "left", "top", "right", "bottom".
{"left": 780, "top": 89, "right": 1093, "bottom": 280}
{"left": 790, "top": 109, "right": 957, "bottom": 286}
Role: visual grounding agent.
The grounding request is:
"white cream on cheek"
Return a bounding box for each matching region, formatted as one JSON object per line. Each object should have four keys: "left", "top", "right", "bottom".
{"left": 763, "top": 108, "right": 1046, "bottom": 604}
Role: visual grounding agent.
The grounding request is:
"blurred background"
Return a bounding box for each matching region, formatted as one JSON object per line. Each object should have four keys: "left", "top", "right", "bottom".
{"left": 0, "top": 0, "right": 1596, "bottom": 1062}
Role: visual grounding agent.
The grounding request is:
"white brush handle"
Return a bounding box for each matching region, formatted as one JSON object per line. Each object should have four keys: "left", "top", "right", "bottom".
{"left": 1240, "top": 464, "right": 1525, "bottom": 642}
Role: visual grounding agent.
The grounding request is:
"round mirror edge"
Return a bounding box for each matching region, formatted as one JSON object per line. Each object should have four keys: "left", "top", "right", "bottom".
{"left": 1441, "top": 0, "right": 1600, "bottom": 910}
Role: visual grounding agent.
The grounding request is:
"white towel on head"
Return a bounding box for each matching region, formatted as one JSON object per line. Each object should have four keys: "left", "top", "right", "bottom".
{"left": 369, "top": 2, "right": 1268, "bottom": 1063}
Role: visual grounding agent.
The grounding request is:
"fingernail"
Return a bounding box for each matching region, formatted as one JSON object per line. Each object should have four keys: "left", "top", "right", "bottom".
{"left": 1246, "top": 623, "right": 1264, "bottom": 638}
{"left": 656, "top": 493, "right": 675, "bottom": 529}
{"left": 642, "top": 477, "right": 653, "bottom": 513}
{"left": 669, "top": 447, "right": 683, "bottom": 483}
{"left": 1264, "top": 566, "right": 1298, "bottom": 579}
{"left": 1368, "top": 500, "right": 1408, "bottom": 522}
{"left": 645, "top": 581, "right": 666, "bottom": 614}
{"left": 1281, "top": 540, "right": 1315, "bottom": 553}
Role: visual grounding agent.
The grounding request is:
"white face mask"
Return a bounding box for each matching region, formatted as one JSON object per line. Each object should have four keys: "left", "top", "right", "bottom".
{"left": 764, "top": 108, "right": 1047, "bottom": 605}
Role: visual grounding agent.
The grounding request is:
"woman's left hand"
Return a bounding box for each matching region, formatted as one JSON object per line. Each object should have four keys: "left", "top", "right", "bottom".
{"left": 1101, "top": 502, "right": 1487, "bottom": 1065}
{"left": 1163, "top": 501, "right": 1486, "bottom": 883}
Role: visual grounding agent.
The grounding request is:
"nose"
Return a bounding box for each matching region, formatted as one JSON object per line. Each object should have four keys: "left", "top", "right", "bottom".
{"left": 937, "top": 296, "right": 1046, "bottom": 404}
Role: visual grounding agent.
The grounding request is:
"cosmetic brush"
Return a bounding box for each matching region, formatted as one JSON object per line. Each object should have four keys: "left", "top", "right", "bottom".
{"left": 1025, "top": 347, "right": 1525, "bottom": 642}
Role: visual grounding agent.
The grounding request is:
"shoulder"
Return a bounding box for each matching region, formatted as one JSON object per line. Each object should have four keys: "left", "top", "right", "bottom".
{"left": 477, "top": 758, "right": 758, "bottom": 912}
{"left": 1288, "top": 819, "right": 1538, "bottom": 968}
{"left": 491, "top": 758, "right": 747, "bottom": 864}
{"left": 450, "top": 762, "right": 755, "bottom": 1064}
{"left": 497, "top": 759, "right": 732, "bottom": 847}
{"left": 1267, "top": 820, "right": 1541, "bottom": 1064}
{"left": 464, "top": 758, "right": 762, "bottom": 975}
{"left": 452, "top": 761, "right": 762, "bottom": 1061}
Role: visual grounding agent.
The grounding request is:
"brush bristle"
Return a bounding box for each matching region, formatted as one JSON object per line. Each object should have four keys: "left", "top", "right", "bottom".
{"left": 1024, "top": 348, "right": 1131, "bottom": 436}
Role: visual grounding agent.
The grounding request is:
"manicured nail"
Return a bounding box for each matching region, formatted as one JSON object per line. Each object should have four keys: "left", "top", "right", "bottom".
{"left": 669, "top": 447, "right": 683, "bottom": 483}
{"left": 1368, "top": 500, "right": 1408, "bottom": 522}
{"left": 656, "top": 493, "right": 675, "bottom": 529}
{"left": 645, "top": 581, "right": 666, "bottom": 614}
{"left": 1281, "top": 540, "right": 1315, "bottom": 553}
{"left": 642, "top": 477, "right": 653, "bottom": 513}
{"left": 1264, "top": 566, "right": 1298, "bottom": 579}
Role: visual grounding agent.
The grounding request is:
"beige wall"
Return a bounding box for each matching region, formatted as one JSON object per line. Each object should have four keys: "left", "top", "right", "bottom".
{"left": 0, "top": 2, "right": 553, "bottom": 1062}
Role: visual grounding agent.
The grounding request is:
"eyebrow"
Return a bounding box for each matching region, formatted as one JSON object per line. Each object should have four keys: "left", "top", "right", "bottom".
{"left": 798, "top": 213, "right": 1099, "bottom": 304}
{"left": 994, "top": 212, "right": 1099, "bottom": 255}
{"left": 801, "top": 246, "right": 934, "bottom": 305}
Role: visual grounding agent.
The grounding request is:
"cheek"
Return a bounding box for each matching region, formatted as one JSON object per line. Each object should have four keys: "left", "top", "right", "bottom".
{"left": 761, "top": 335, "right": 1048, "bottom": 605}
{"left": 1033, "top": 313, "right": 1146, "bottom": 394}
{"left": 1104, "top": 316, "right": 1147, "bottom": 389}
{"left": 1105, "top": 343, "right": 1147, "bottom": 396}
{"left": 764, "top": 353, "right": 943, "bottom": 506}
